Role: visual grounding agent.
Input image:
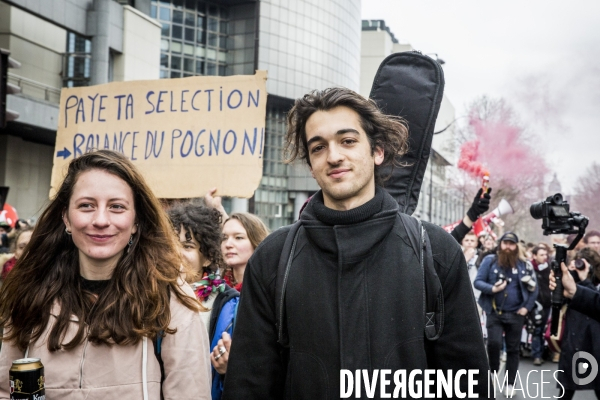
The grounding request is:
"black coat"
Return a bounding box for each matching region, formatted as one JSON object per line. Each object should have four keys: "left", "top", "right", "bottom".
{"left": 557, "top": 280, "right": 600, "bottom": 391}
{"left": 223, "top": 190, "right": 490, "bottom": 399}
{"left": 570, "top": 284, "right": 600, "bottom": 323}
{"left": 533, "top": 260, "right": 552, "bottom": 309}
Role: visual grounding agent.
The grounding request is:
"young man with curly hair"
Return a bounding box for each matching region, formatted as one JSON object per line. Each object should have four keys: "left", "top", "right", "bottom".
{"left": 224, "top": 88, "right": 490, "bottom": 399}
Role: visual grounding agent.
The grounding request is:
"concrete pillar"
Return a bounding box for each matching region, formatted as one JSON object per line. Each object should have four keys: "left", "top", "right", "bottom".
{"left": 90, "top": 0, "right": 111, "bottom": 85}
{"left": 293, "top": 192, "right": 309, "bottom": 219}
{"left": 231, "top": 198, "right": 249, "bottom": 213}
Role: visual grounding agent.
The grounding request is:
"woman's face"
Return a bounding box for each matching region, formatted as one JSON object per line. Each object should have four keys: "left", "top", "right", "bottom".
{"left": 221, "top": 219, "right": 254, "bottom": 270}
{"left": 484, "top": 238, "right": 495, "bottom": 250}
{"left": 178, "top": 225, "right": 209, "bottom": 283}
{"left": 63, "top": 169, "right": 137, "bottom": 274}
{"left": 14, "top": 231, "right": 32, "bottom": 260}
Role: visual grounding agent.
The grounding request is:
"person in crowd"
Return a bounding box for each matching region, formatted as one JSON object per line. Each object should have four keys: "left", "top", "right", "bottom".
{"left": 556, "top": 248, "right": 600, "bottom": 399}
{"left": 0, "top": 222, "right": 10, "bottom": 254}
{"left": 583, "top": 230, "right": 600, "bottom": 254}
{"left": 1, "top": 226, "right": 33, "bottom": 281}
{"left": 476, "top": 234, "right": 497, "bottom": 268}
{"left": 221, "top": 213, "right": 269, "bottom": 293}
{"left": 525, "top": 242, "right": 535, "bottom": 261}
{"left": 0, "top": 150, "right": 211, "bottom": 399}
{"left": 475, "top": 231, "right": 538, "bottom": 397}
{"left": 530, "top": 245, "right": 550, "bottom": 366}
{"left": 168, "top": 202, "right": 239, "bottom": 400}
{"left": 223, "top": 87, "right": 490, "bottom": 399}
{"left": 463, "top": 231, "right": 481, "bottom": 302}
{"left": 450, "top": 188, "right": 492, "bottom": 243}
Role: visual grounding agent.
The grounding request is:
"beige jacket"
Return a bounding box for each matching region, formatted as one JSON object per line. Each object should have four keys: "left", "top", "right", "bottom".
{"left": 0, "top": 283, "right": 211, "bottom": 400}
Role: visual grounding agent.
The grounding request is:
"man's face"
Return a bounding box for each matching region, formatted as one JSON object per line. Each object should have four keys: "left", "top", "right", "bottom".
{"left": 500, "top": 240, "right": 517, "bottom": 252}
{"left": 533, "top": 249, "right": 548, "bottom": 265}
{"left": 305, "top": 106, "right": 384, "bottom": 211}
{"left": 586, "top": 235, "right": 600, "bottom": 253}
{"left": 462, "top": 234, "right": 477, "bottom": 250}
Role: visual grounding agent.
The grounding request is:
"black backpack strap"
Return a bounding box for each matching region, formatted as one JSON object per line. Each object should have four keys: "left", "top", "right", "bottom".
{"left": 399, "top": 212, "right": 444, "bottom": 340}
{"left": 275, "top": 220, "right": 302, "bottom": 347}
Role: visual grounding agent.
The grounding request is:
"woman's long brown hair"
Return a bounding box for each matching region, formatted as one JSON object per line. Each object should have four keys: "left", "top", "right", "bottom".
{"left": 0, "top": 150, "right": 200, "bottom": 352}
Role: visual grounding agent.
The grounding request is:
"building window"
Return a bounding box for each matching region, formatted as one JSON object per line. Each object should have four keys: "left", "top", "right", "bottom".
{"left": 63, "top": 32, "right": 92, "bottom": 88}
{"left": 152, "top": 0, "right": 228, "bottom": 79}
{"left": 254, "top": 103, "right": 292, "bottom": 230}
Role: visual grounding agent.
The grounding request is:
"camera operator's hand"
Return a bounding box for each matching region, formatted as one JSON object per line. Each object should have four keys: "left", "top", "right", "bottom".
{"left": 516, "top": 307, "right": 528, "bottom": 316}
{"left": 492, "top": 279, "right": 507, "bottom": 293}
{"left": 549, "top": 262, "right": 577, "bottom": 299}
{"left": 466, "top": 188, "right": 492, "bottom": 223}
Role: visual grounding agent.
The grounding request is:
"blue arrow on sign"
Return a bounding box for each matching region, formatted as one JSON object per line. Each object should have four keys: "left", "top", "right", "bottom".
{"left": 56, "top": 147, "right": 71, "bottom": 159}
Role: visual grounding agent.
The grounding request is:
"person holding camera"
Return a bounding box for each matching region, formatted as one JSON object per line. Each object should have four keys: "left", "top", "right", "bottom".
{"left": 474, "top": 232, "right": 539, "bottom": 397}
{"left": 555, "top": 248, "right": 600, "bottom": 399}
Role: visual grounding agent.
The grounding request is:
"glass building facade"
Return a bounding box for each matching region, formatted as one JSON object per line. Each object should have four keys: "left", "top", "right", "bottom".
{"left": 150, "top": 0, "right": 230, "bottom": 78}
{"left": 63, "top": 32, "right": 92, "bottom": 88}
{"left": 257, "top": 0, "right": 361, "bottom": 99}
{"left": 149, "top": 0, "right": 361, "bottom": 229}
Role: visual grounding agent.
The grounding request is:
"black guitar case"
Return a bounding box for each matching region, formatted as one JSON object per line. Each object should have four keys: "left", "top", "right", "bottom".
{"left": 369, "top": 51, "right": 445, "bottom": 216}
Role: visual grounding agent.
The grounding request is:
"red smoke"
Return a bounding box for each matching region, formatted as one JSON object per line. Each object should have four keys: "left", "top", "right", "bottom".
{"left": 458, "top": 113, "right": 548, "bottom": 187}
{"left": 457, "top": 141, "right": 488, "bottom": 178}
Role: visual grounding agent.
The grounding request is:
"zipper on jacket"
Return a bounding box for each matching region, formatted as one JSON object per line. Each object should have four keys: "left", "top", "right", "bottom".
{"left": 79, "top": 337, "right": 89, "bottom": 388}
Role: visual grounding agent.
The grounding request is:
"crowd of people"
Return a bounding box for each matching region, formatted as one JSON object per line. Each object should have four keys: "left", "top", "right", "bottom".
{"left": 0, "top": 86, "right": 596, "bottom": 399}
{"left": 460, "top": 220, "right": 600, "bottom": 398}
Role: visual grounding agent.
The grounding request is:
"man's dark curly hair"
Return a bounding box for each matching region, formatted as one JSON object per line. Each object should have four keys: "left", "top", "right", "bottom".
{"left": 168, "top": 203, "right": 225, "bottom": 275}
{"left": 284, "top": 87, "right": 409, "bottom": 186}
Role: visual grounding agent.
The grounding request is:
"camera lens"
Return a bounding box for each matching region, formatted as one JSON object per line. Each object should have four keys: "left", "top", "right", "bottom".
{"left": 530, "top": 202, "right": 544, "bottom": 220}
{"left": 575, "top": 259, "right": 586, "bottom": 270}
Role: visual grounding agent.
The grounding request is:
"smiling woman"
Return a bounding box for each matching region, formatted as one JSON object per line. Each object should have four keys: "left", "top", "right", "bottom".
{"left": 0, "top": 150, "right": 211, "bottom": 399}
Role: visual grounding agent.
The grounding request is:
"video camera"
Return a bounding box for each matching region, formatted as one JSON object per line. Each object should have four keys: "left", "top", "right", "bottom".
{"left": 530, "top": 193, "right": 588, "bottom": 336}
{"left": 530, "top": 193, "right": 588, "bottom": 235}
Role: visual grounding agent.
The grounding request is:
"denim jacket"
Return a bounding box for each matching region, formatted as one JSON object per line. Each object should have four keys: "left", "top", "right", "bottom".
{"left": 474, "top": 254, "right": 539, "bottom": 314}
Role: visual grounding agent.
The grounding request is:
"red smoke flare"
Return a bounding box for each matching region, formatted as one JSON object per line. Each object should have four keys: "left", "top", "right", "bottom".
{"left": 457, "top": 114, "right": 547, "bottom": 187}
{"left": 457, "top": 140, "right": 488, "bottom": 178}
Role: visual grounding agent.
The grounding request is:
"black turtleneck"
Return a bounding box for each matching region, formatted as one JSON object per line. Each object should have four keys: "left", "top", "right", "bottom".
{"left": 79, "top": 275, "right": 110, "bottom": 295}
{"left": 308, "top": 187, "right": 385, "bottom": 226}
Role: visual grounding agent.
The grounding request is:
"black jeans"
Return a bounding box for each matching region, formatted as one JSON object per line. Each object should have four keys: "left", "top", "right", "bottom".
{"left": 487, "top": 312, "right": 525, "bottom": 385}
{"left": 531, "top": 306, "right": 551, "bottom": 359}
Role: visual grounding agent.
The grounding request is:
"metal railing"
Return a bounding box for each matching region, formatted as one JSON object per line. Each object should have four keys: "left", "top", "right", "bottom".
{"left": 7, "top": 72, "right": 62, "bottom": 104}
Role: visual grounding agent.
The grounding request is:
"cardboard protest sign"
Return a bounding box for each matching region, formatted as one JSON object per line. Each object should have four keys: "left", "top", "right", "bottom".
{"left": 51, "top": 71, "right": 268, "bottom": 199}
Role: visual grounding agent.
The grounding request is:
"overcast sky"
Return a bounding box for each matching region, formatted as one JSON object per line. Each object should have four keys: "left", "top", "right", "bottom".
{"left": 361, "top": 0, "right": 600, "bottom": 194}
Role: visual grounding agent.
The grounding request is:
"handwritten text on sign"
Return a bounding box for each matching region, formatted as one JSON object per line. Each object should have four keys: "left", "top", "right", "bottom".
{"left": 51, "top": 71, "right": 268, "bottom": 198}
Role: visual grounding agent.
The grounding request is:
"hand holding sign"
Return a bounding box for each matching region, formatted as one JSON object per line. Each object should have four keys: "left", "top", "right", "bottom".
{"left": 205, "top": 187, "right": 228, "bottom": 224}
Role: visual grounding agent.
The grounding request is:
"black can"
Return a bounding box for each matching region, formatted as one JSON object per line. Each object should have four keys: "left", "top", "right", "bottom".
{"left": 9, "top": 358, "right": 45, "bottom": 400}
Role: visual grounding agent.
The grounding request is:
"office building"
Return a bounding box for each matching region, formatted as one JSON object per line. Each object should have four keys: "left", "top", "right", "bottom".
{"left": 0, "top": 0, "right": 361, "bottom": 229}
